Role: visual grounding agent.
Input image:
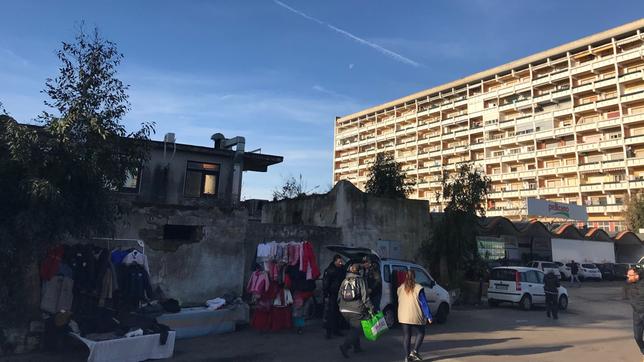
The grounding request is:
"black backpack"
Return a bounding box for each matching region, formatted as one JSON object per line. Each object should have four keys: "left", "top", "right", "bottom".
{"left": 340, "top": 277, "right": 360, "bottom": 301}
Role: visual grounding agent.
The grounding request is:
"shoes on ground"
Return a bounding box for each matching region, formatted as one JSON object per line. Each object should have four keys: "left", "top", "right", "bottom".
{"left": 409, "top": 350, "right": 423, "bottom": 361}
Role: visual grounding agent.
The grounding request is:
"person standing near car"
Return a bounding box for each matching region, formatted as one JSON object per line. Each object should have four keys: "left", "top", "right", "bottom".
{"left": 362, "top": 256, "right": 382, "bottom": 311}
{"left": 398, "top": 270, "right": 433, "bottom": 362}
{"left": 544, "top": 270, "right": 560, "bottom": 320}
{"left": 627, "top": 267, "right": 644, "bottom": 355}
{"left": 323, "top": 254, "right": 346, "bottom": 339}
{"left": 338, "top": 263, "right": 374, "bottom": 358}
{"left": 570, "top": 260, "right": 581, "bottom": 287}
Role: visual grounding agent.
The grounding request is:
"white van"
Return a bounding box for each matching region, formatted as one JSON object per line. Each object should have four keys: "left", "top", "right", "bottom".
{"left": 487, "top": 267, "right": 569, "bottom": 311}
{"left": 327, "top": 246, "right": 451, "bottom": 325}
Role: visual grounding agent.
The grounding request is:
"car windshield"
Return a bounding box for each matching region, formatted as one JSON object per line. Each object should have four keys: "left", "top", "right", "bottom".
{"left": 542, "top": 263, "right": 557, "bottom": 269}
{"left": 582, "top": 264, "right": 596, "bottom": 269}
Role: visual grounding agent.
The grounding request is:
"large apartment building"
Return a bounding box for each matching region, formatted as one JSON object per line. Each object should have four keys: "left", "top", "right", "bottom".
{"left": 333, "top": 19, "right": 644, "bottom": 232}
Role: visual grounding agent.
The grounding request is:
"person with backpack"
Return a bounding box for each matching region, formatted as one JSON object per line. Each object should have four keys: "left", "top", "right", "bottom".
{"left": 544, "top": 270, "right": 560, "bottom": 320}
{"left": 338, "top": 263, "right": 374, "bottom": 358}
{"left": 398, "top": 270, "right": 432, "bottom": 362}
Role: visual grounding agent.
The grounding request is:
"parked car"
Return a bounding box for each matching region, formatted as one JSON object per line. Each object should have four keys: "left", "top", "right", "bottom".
{"left": 326, "top": 245, "right": 451, "bottom": 325}
{"left": 487, "top": 267, "right": 569, "bottom": 311}
{"left": 577, "top": 263, "right": 603, "bottom": 281}
{"left": 554, "top": 261, "right": 571, "bottom": 280}
{"left": 614, "top": 263, "right": 634, "bottom": 279}
{"left": 527, "top": 261, "right": 561, "bottom": 280}
{"left": 596, "top": 263, "right": 616, "bottom": 281}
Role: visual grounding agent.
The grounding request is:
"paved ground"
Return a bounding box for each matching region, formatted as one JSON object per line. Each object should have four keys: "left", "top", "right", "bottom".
{"left": 3, "top": 281, "right": 642, "bottom": 362}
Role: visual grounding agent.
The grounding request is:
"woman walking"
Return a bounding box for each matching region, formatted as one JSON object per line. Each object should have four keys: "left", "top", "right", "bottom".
{"left": 397, "top": 270, "right": 432, "bottom": 362}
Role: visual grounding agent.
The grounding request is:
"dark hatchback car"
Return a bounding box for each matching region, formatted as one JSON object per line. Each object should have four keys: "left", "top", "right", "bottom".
{"left": 597, "top": 263, "right": 616, "bottom": 281}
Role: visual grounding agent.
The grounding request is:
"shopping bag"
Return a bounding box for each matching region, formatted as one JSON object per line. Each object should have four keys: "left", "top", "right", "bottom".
{"left": 360, "top": 311, "right": 389, "bottom": 341}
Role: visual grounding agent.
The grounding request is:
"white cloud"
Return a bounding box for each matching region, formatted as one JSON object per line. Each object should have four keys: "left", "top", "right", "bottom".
{"left": 273, "top": 0, "right": 421, "bottom": 67}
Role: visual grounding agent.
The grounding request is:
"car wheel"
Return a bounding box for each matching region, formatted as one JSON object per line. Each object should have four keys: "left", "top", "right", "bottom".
{"left": 488, "top": 298, "right": 499, "bottom": 307}
{"left": 559, "top": 295, "right": 568, "bottom": 311}
{"left": 519, "top": 294, "right": 532, "bottom": 311}
{"left": 383, "top": 305, "right": 397, "bottom": 328}
{"left": 435, "top": 303, "right": 449, "bottom": 324}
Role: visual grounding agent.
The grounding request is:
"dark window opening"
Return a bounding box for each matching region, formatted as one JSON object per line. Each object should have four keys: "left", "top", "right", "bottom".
{"left": 120, "top": 167, "right": 142, "bottom": 193}
{"left": 163, "top": 224, "right": 200, "bottom": 241}
{"left": 184, "top": 161, "right": 220, "bottom": 198}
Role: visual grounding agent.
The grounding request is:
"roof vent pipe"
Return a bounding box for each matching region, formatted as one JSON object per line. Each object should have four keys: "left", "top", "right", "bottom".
{"left": 211, "top": 133, "right": 225, "bottom": 149}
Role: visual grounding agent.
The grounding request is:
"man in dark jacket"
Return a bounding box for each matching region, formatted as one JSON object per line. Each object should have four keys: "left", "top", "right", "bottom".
{"left": 570, "top": 260, "right": 581, "bottom": 287}
{"left": 543, "top": 270, "right": 560, "bottom": 319}
{"left": 338, "top": 263, "right": 374, "bottom": 358}
{"left": 627, "top": 267, "right": 644, "bottom": 355}
{"left": 323, "top": 254, "right": 346, "bottom": 339}
{"left": 362, "top": 256, "right": 382, "bottom": 311}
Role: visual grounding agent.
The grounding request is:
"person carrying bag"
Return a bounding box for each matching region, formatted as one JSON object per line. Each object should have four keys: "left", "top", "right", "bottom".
{"left": 338, "top": 263, "right": 374, "bottom": 358}
{"left": 397, "top": 270, "right": 433, "bottom": 362}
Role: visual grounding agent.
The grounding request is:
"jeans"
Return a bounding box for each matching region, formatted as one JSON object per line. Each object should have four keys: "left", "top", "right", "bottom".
{"left": 545, "top": 293, "right": 558, "bottom": 319}
{"left": 402, "top": 323, "right": 426, "bottom": 357}
{"left": 571, "top": 274, "right": 581, "bottom": 286}
{"left": 634, "top": 311, "right": 644, "bottom": 354}
{"left": 341, "top": 314, "right": 363, "bottom": 351}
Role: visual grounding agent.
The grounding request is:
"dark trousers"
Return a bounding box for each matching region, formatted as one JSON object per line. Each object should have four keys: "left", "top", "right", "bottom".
{"left": 324, "top": 298, "right": 342, "bottom": 334}
{"left": 545, "top": 293, "right": 558, "bottom": 319}
{"left": 341, "top": 314, "right": 363, "bottom": 350}
{"left": 634, "top": 311, "right": 644, "bottom": 354}
{"left": 402, "top": 323, "right": 426, "bottom": 357}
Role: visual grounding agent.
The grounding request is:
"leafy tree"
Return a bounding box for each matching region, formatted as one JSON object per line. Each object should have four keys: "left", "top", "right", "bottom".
{"left": 423, "top": 163, "right": 491, "bottom": 285}
{"left": 365, "top": 152, "right": 415, "bottom": 198}
{"left": 625, "top": 193, "right": 644, "bottom": 232}
{"left": 0, "top": 27, "right": 153, "bottom": 325}
{"left": 272, "top": 174, "right": 318, "bottom": 201}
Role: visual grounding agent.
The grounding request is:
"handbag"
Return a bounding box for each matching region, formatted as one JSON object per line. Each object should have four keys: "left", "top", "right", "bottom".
{"left": 360, "top": 311, "right": 389, "bottom": 341}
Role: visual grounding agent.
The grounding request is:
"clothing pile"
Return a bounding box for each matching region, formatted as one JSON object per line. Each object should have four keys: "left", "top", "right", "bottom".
{"left": 249, "top": 241, "right": 319, "bottom": 332}
{"left": 39, "top": 243, "right": 177, "bottom": 351}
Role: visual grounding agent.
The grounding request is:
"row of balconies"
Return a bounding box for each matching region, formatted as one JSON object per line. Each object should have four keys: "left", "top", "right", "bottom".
{"left": 336, "top": 94, "right": 644, "bottom": 152}
{"left": 335, "top": 47, "right": 644, "bottom": 138}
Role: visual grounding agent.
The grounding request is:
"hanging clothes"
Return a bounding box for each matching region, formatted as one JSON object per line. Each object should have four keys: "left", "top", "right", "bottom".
{"left": 300, "top": 241, "right": 320, "bottom": 280}
{"left": 122, "top": 249, "right": 150, "bottom": 274}
{"left": 247, "top": 271, "right": 270, "bottom": 295}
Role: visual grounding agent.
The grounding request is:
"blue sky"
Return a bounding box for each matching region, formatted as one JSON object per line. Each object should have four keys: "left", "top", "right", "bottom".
{"left": 1, "top": 1, "right": 642, "bottom": 199}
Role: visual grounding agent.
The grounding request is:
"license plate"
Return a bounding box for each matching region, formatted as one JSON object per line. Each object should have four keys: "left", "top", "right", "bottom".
{"left": 495, "top": 283, "right": 509, "bottom": 290}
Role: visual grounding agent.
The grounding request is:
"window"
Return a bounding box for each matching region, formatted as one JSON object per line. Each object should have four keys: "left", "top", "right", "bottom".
{"left": 524, "top": 271, "right": 540, "bottom": 284}
{"left": 412, "top": 267, "right": 433, "bottom": 287}
{"left": 383, "top": 265, "right": 391, "bottom": 283}
{"left": 120, "top": 167, "right": 142, "bottom": 193}
{"left": 391, "top": 265, "right": 408, "bottom": 285}
{"left": 490, "top": 269, "right": 516, "bottom": 282}
{"left": 184, "top": 161, "right": 220, "bottom": 198}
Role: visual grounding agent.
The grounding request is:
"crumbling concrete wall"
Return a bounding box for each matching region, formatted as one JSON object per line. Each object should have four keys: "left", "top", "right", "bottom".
{"left": 115, "top": 204, "right": 248, "bottom": 304}
{"left": 261, "top": 181, "right": 433, "bottom": 263}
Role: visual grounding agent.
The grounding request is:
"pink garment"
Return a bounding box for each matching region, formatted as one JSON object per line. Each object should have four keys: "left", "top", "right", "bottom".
{"left": 288, "top": 243, "right": 300, "bottom": 266}
{"left": 300, "top": 241, "right": 321, "bottom": 280}
{"left": 247, "top": 271, "right": 269, "bottom": 294}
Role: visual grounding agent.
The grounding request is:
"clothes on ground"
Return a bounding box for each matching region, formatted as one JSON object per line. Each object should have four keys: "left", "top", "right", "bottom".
{"left": 206, "top": 298, "right": 226, "bottom": 310}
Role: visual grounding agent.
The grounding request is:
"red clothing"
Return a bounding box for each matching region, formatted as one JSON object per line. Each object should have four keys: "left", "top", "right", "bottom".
{"left": 40, "top": 245, "right": 64, "bottom": 281}
{"left": 269, "top": 306, "right": 293, "bottom": 331}
{"left": 300, "top": 241, "right": 320, "bottom": 280}
{"left": 247, "top": 271, "right": 269, "bottom": 295}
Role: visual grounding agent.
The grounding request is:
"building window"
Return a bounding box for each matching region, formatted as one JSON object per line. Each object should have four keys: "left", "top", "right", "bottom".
{"left": 120, "top": 167, "right": 142, "bottom": 193}
{"left": 184, "top": 161, "right": 220, "bottom": 198}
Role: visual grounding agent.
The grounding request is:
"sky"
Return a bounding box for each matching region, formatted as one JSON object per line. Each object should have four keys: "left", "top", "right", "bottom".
{"left": 1, "top": 1, "right": 643, "bottom": 200}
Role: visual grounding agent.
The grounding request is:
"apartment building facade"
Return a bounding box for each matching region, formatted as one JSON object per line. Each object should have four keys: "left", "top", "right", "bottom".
{"left": 333, "top": 19, "right": 644, "bottom": 232}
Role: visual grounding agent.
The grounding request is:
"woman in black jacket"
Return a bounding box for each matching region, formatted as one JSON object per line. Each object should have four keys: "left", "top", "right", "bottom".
{"left": 323, "top": 255, "right": 345, "bottom": 339}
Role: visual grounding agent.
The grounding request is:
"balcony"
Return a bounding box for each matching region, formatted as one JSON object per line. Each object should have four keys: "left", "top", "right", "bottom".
{"left": 603, "top": 181, "right": 630, "bottom": 191}
{"left": 623, "top": 113, "right": 644, "bottom": 125}
{"left": 627, "top": 158, "right": 644, "bottom": 167}
{"left": 580, "top": 183, "right": 602, "bottom": 192}
{"left": 621, "top": 90, "right": 644, "bottom": 104}
{"left": 616, "top": 47, "right": 644, "bottom": 63}
{"left": 586, "top": 204, "right": 625, "bottom": 214}
{"left": 625, "top": 135, "right": 644, "bottom": 145}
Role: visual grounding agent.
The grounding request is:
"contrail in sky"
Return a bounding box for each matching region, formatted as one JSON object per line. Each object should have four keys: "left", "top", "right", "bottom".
{"left": 273, "top": 0, "right": 421, "bottom": 67}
